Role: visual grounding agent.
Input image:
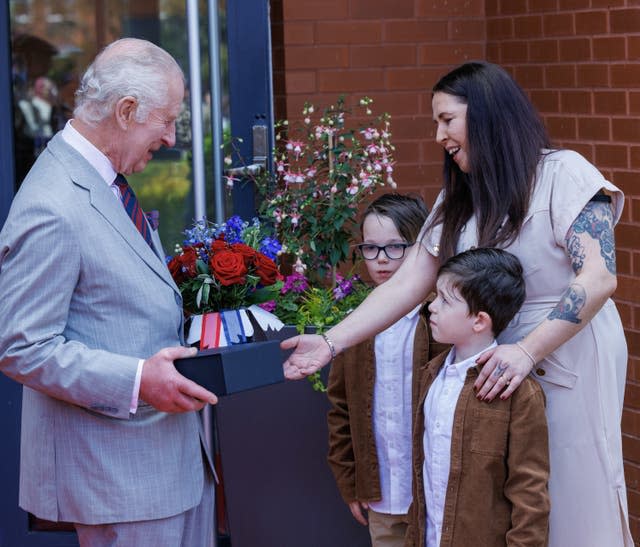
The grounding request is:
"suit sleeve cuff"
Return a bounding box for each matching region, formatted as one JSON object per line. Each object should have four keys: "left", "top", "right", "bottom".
{"left": 130, "top": 359, "right": 145, "bottom": 414}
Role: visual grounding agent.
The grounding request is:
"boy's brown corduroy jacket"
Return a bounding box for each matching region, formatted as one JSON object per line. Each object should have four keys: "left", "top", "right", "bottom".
{"left": 326, "top": 305, "right": 447, "bottom": 505}
{"left": 405, "top": 351, "right": 550, "bottom": 547}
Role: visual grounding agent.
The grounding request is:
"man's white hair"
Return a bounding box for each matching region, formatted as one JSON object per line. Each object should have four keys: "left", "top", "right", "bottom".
{"left": 74, "top": 38, "right": 185, "bottom": 125}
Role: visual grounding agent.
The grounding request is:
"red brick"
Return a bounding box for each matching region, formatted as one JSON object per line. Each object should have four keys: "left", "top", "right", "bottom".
{"left": 578, "top": 117, "right": 610, "bottom": 141}
{"left": 486, "top": 43, "right": 501, "bottom": 64}
{"left": 351, "top": 45, "right": 417, "bottom": 68}
{"left": 559, "top": 0, "right": 591, "bottom": 8}
{"left": 500, "top": 41, "right": 529, "bottom": 64}
{"left": 593, "top": 90, "right": 628, "bottom": 114}
{"left": 285, "top": 71, "right": 317, "bottom": 94}
{"left": 316, "top": 21, "right": 382, "bottom": 45}
{"left": 576, "top": 64, "right": 610, "bottom": 88}
{"left": 351, "top": 0, "right": 415, "bottom": 19}
{"left": 317, "top": 69, "right": 385, "bottom": 93}
{"left": 283, "top": 22, "right": 315, "bottom": 45}
{"left": 595, "top": 144, "right": 628, "bottom": 168}
{"left": 630, "top": 92, "right": 640, "bottom": 115}
{"left": 513, "top": 65, "right": 544, "bottom": 89}
{"left": 498, "top": 0, "right": 531, "bottom": 14}
{"left": 630, "top": 148, "right": 640, "bottom": 173}
{"left": 528, "top": 0, "right": 560, "bottom": 12}
{"left": 486, "top": 0, "right": 499, "bottom": 16}
{"left": 623, "top": 409, "right": 640, "bottom": 441}
{"left": 450, "top": 19, "right": 486, "bottom": 42}
{"left": 629, "top": 37, "right": 640, "bottom": 62}
{"left": 623, "top": 432, "right": 640, "bottom": 462}
{"left": 392, "top": 139, "right": 421, "bottom": 164}
{"left": 612, "top": 65, "right": 640, "bottom": 88}
{"left": 487, "top": 17, "right": 514, "bottom": 40}
{"left": 575, "top": 11, "right": 609, "bottom": 35}
{"left": 632, "top": 198, "right": 640, "bottom": 223}
{"left": 591, "top": 0, "right": 625, "bottom": 7}
{"left": 530, "top": 90, "right": 560, "bottom": 113}
{"left": 627, "top": 328, "right": 640, "bottom": 358}
{"left": 613, "top": 118, "right": 640, "bottom": 142}
{"left": 384, "top": 20, "right": 448, "bottom": 43}
{"left": 560, "top": 90, "right": 592, "bottom": 114}
{"left": 618, "top": 301, "right": 633, "bottom": 327}
{"left": 559, "top": 38, "right": 591, "bottom": 62}
{"left": 416, "top": 0, "right": 484, "bottom": 17}
{"left": 422, "top": 140, "right": 444, "bottom": 163}
{"left": 613, "top": 172, "right": 639, "bottom": 199}
{"left": 285, "top": 46, "right": 349, "bottom": 69}
{"left": 512, "top": 16, "right": 542, "bottom": 39}
{"left": 387, "top": 67, "right": 450, "bottom": 91}
{"left": 546, "top": 116, "right": 577, "bottom": 140}
{"left": 392, "top": 115, "right": 432, "bottom": 140}
{"left": 625, "top": 381, "right": 640, "bottom": 411}
{"left": 283, "top": 0, "right": 349, "bottom": 20}
{"left": 528, "top": 40, "right": 559, "bottom": 63}
{"left": 593, "top": 37, "right": 626, "bottom": 61}
{"left": 394, "top": 162, "right": 443, "bottom": 188}
{"left": 610, "top": 8, "right": 640, "bottom": 34}
{"left": 543, "top": 13, "right": 574, "bottom": 37}
{"left": 545, "top": 64, "right": 576, "bottom": 88}
{"left": 419, "top": 42, "right": 485, "bottom": 65}
{"left": 371, "top": 92, "right": 422, "bottom": 116}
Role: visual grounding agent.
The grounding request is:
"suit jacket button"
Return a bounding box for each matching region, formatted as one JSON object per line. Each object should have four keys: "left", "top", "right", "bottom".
{"left": 535, "top": 368, "right": 546, "bottom": 376}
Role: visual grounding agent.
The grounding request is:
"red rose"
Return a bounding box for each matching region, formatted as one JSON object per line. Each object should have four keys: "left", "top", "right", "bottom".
{"left": 253, "top": 253, "right": 279, "bottom": 286}
{"left": 231, "top": 243, "right": 257, "bottom": 265}
{"left": 168, "top": 246, "right": 198, "bottom": 284}
{"left": 211, "top": 237, "right": 228, "bottom": 253}
{"left": 210, "top": 250, "right": 247, "bottom": 286}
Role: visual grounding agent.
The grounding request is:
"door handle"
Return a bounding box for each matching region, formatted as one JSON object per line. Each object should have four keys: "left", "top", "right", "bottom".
{"left": 226, "top": 124, "right": 267, "bottom": 177}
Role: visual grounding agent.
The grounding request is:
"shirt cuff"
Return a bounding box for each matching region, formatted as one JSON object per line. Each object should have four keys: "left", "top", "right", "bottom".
{"left": 130, "top": 359, "right": 145, "bottom": 414}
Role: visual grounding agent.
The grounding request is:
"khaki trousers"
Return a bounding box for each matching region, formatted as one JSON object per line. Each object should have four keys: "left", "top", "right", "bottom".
{"left": 368, "top": 509, "right": 409, "bottom": 547}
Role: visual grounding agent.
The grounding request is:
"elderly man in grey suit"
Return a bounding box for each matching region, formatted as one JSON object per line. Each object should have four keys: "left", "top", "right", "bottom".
{"left": 0, "top": 38, "right": 218, "bottom": 546}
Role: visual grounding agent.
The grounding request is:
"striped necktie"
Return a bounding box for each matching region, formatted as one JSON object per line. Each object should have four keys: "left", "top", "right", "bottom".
{"left": 113, "top": 174, "right": 154, "bottom": 250}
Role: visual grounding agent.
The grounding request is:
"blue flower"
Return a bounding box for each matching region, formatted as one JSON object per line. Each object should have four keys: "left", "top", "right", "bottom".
{"left": 259, "top": 237, "right": 282, "bottom": 260}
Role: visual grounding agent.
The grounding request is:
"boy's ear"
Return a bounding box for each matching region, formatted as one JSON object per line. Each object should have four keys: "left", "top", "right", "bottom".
{"left": 472, "top": 311, "right": 493, "bottom": 335}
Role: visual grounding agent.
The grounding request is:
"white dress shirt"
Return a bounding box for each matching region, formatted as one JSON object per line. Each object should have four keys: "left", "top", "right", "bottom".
{"left": 368, "top": 305, "right": 421, "bottom": 515}
{"left": 61, "top": 121, "right": 144, "bottom": 413}
{"left": 423, "top": 341, "right": 497, "bottom": 546}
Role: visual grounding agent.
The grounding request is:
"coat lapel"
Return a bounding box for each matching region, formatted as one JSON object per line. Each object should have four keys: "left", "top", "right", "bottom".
{"left": 47, "top": 134, "right": 180, "bottom": 295}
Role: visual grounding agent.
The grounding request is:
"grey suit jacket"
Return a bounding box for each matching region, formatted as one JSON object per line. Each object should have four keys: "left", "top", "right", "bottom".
{"left": 0, "top": 133, "right": 208, "bottom": 524}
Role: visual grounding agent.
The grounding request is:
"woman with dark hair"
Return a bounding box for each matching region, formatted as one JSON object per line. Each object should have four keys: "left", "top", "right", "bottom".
{"left": 283, "top": 61, "right": 632, "bottom": 546}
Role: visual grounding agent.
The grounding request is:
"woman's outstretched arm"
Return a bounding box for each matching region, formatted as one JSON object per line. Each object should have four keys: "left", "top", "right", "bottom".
{"left": 282, "top": 241, "right": 439, "bottom": 379}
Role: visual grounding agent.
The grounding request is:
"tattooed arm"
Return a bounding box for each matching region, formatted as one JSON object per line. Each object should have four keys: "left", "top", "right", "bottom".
{"left": 475, "top": 199, "right": 617, "bottom": 401}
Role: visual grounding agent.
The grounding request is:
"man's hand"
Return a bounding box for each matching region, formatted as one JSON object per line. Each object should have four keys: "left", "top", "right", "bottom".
{"left": 281, "top": 334, "right": 332, "bottom": 380}
{"left": 140, "top": 346, "right": 218, "bottom": 412}
{"left": 348, "top": 500, "right": 369, "bottom": 526}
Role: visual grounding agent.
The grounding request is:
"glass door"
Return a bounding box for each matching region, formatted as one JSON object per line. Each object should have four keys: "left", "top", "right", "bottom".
{"left": 0, "top": 0, "right": 273, "bottom": 544}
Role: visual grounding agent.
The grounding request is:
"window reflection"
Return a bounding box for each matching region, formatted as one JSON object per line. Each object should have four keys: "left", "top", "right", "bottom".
{"left": 9, "top": 0, "right": 229, "bottom": 253}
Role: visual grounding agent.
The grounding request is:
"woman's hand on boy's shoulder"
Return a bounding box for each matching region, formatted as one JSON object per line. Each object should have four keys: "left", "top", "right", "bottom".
{"left": 474, "top": 344, "right": 534, "bottom": 402}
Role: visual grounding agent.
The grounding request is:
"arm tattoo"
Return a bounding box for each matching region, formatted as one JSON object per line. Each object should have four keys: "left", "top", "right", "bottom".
{"left": 565, "top": 201, "right": 616, "bottom": 275}
{"left": 548, "top": 283, "right": 586, "bottom": 324}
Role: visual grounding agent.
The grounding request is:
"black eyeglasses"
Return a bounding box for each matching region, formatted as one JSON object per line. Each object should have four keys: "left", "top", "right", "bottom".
{"left": 356, "top": 242, "right": 414, "bottom": 260}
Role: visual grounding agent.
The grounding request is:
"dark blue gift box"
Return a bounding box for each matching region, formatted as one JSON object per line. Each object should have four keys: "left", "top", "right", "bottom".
{"left": 174, "top": 339, "right": 287, "bottom": 396}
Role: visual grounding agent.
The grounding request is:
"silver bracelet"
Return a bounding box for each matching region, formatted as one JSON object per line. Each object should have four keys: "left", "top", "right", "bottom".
{"left": 321, "top": 333, "right": 337, "bottom": 361}
{"left": 516, "top": 341, "right": 536, "bottom": 367}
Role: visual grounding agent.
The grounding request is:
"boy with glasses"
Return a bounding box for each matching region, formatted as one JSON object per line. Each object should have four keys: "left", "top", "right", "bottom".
{"left": 327, "top": 193, "right": 443, "bottom": 547}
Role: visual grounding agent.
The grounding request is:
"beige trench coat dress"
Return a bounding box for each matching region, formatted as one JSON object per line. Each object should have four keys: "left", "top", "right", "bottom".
{"left": 423, "top": 149, "right": 633, "bottom": 547}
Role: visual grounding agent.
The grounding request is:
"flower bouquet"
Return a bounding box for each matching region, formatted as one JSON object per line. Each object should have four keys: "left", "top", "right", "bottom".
{"left": 167, "top": 216, "right": 284, "bottom": 348}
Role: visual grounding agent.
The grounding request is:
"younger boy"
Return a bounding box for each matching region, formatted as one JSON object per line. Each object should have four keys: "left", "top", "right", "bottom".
{"left": 405, "top": 248, "right": 549, "bottom": 547}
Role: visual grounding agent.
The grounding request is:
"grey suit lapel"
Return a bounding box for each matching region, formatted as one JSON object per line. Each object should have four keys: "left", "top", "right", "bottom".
{"left": 47, "top": 134, "right": 180, "bottom": 294}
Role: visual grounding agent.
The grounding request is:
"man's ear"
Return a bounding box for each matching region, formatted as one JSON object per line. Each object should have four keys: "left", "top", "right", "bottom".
{"left": 472, "top": 310, "right": 493, "bottom": 335}
{"left": 114, "top": 96, "right": 137, "bottom": 130}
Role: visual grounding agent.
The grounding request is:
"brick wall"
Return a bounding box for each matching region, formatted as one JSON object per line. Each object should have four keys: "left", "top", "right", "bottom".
{"left": 273, "top": 0, "right": 640, "bottom": 540}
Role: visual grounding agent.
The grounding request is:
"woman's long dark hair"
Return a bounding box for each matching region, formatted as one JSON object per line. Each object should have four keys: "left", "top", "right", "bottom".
{"left": 428, "top": 61, "right": 551, "bottom": 261}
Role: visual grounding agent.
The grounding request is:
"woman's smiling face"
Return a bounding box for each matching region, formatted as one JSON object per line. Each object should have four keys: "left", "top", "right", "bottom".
{"left": 432, "top": 91, "right": 469, "bottom": 173}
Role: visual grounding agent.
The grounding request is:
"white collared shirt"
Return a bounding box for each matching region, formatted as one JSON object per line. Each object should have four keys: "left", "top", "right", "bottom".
{"left": 423, "top": 341, "right": 497, "bottom": 547}
{"left": 368, "top": 305, "right": 421, "bottom": 515}
{"left": 60, "top": 120, "right": 144, "bottom": 413}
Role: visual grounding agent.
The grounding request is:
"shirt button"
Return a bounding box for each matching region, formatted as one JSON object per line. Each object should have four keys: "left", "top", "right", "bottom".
{"left": 536, "top": 368, "right": 546, "bottom": 376}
